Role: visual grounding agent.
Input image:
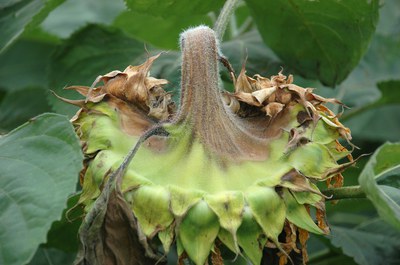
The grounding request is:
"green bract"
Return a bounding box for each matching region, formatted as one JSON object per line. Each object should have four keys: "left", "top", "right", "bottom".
{"left": 66, "top": 26, "right": 354, "bottom": 265}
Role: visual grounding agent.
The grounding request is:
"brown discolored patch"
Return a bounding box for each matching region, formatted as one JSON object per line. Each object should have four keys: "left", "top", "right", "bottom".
{"left": 211, "top": 245, "right": 224, "bottom": 265}
{"left": 74, "top": 186, "right": 160, "bottom": 265}
{"left": 296, "top": 111, "right": 312, "bottom": 128}
{"left": 298, "top": 228, "right": 309, "bottom": 265}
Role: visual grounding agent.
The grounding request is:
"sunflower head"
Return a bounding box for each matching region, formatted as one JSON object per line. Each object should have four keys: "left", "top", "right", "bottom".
{"left": 66, "top": 26, "right": 354, "bottom": 265}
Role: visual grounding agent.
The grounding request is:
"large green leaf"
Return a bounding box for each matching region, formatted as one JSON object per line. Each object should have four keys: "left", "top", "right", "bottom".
{"left": 48, "top": 25, "right": 146, "bottom": 116}
{"left": 113, "top": 10, "right": 212, "bottom": 50}
{"left": 375, "top": 0, "right": 400, "bottom": 36}
{"left": 245, "top": 0, "right": 379, "bottom": 86}
{"left": 330, "top": 219, "right": 400, "bottom": 265}
{"left": 115, "top": 0, "right": 225, "bottom": 49}
{"left": 309, "top": 254, "right": 358, "bottom": 265}
{"left": 0, "top": 113, "right": 83, "bottom": 265}
{"left": 336, "top": 0, "right": 400, "bottom": 110}
{"left": 344, "top": 110, "right": 400, "bottom": 142}
{"left": 338, "top": 0, "right": 400, "bottom": 141}
{"left": 222, "top": 30, "right": 284, "bottom": 76}
{"left": 0, "top": 0, "right": 65, "bottom": 53}
{"left": 0, "top": 39, "right": 56, "bottom": 91}
{"left": 41, "top": 0, "right": 125, "bottom": 38}
{"left": 344, "top": 81, "right": 400, "bottom": 142}
{"left": 340, "top": 35, "right": 400, "bottom": 109}
{"left": 124, "top": 0, "right": 224, "bottom": 17}
{"left": 27, "top": 247, "right": 76, "bottom": 265}
{"left": 43, "top": 193, "right": 82, "bottom": 252}
{"left": 0, "top": 87, "right": 52, "bottom": 132}
{"left": 359, "top": 142, "right": 400, "bottom": 230}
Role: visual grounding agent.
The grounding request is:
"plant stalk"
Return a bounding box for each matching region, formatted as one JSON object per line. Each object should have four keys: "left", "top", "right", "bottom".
{"left": 321, "top": 185, "right": 366, "bottom": 200}
{"left": 214, "top": 0, "right": 240, "bottom": 41}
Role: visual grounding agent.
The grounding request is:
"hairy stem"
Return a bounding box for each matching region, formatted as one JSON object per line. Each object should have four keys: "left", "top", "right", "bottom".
{"left": 322, "top": 185, "right": 366, "bottom": 201}
{"left": 177, "top": 26, "right": 268, "bottom": 161}
{"left": 214, "top": 0, "right": 240, "bottom": 41}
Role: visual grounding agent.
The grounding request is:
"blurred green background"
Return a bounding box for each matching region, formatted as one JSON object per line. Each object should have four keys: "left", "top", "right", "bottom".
{"left": 0, "top": 0, "right": 399, "bottom": 264}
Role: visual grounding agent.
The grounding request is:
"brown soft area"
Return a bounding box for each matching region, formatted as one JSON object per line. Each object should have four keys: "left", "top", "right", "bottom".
{"left": 74, "top": 187, "right": 159, "bottom": 265}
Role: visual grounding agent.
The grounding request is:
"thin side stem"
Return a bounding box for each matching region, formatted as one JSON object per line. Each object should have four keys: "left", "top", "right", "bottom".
{"left": 322, "top": 185, "right": 366, "bottom": 201}
{"left": 117, "top": 126, "right": 169, "bottom": 176}
{"left": 237, "top": 17, "right": 253, "bottom": 36}
{"left": 214, "top": 0, "right": 240, "bottom": 41}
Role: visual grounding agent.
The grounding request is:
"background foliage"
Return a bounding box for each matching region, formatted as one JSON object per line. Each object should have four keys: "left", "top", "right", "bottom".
{"left": 0, "top": 0, "right": 399, "bottom": 264}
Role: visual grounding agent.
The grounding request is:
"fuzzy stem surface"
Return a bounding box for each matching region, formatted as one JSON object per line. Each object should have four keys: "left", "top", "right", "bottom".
{"left": 322, "top": 185, "right": 366, "bottom": 200}
{"left": 214, "top": 0, "right": 240, "bottom": 41}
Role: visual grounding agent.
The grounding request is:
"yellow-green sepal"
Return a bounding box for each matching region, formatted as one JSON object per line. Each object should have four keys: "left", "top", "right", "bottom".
{"left": 245, "top": 186, "right": 285, "bottom": 241}
{"left": 158, "top": 225, "right": 174, "bottom": 253}
{"left": 131, "top": 185, "right": 174, "bottom": 237}
{"left": 205, "top": 191, "right": 244, "bottom": 252}
{"left": 282, "top": 189, "right": 325, "bottom": 235}
{"left": 169, "top": 185, "right": 203, "bottom": 217}
{"left": 304, "top": 118, "right": 339, "bottom": 145}
{"left": 178, "top": 200, "right": 220, "bottom": 265}
{"left": 291, "top": 183, "right": 323, "bottom": 205}
{"left": 217, "top": 228, "right": 237, "bottom": 254}
{"left": 325, "top": 140, "right": 351, "bottom": 161}
{"left": 289, "top": 142, "right": 338, "bottom": 179}
{"left": 237, "top": 206, "right": 267, "bottom": 265}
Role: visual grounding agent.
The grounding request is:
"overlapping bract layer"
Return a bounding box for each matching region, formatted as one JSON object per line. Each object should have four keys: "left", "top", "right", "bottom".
{"left": 66, "top": 28, "right": 354, "bottom": 265}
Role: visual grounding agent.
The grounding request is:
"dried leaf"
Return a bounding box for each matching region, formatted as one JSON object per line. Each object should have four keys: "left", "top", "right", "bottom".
{"left": 280, "top": 169, "right": 327, "bottom": 198}
{"left": 252, "top": 86, "right": 276, "bottom": 104}
{"left": 264, "top": 102, "right": 285, "bottom": 118}
{"left": 234, "top": 91, "right": 261, "bottom": 106}
{"left": 234, "top": 65, "right": 255, "bottom": 93}
{"left": 254, "top": 74, "right": 273, "bottom": 89}
{"left": 298, "top": 228, "right": 309, "bottom": 265}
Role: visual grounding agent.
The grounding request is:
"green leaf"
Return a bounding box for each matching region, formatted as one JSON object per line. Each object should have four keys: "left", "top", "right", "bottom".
{"left": 375, "top": 80, "right": 400, "bottom": 106}
{"left": 339, "top": 0, "right": 400, "bottom": 111}
{"left": 124, "top": 0, "right": 224, "bottom": 17}
{"left": 0, "top": 39, "right": 56, "bottom": 91}
{"left": 359, "top": 142, "right": 400, "bottom": 230}
{"left": 27, "top": 247, "right": 76, "bottom": 265}
{"left": 43, "top": 193, "right": 82, "bottom": 252}
{"left": 343, "top": 77, "right": 400, "bottom": 120}
{"left": 245, "top": 0, "right": 380, "bottom": 86}
{"left": 309, "top": 253, "right": 358, "bottom": 265}
{"left": 339, "top": 1, "right": 400, "bottom": 142}
{"left": 0, "top": 0, "right": 65, "bottom": 53}
{"left": 48, "top": 25, "right": 146, "bottom": 116}
{"left": 41, "top": 0, "right": 125, "bottom": 38}
{"left": 114, "top": 10, "right": 212, "bottom": 50}
{"left": 376, "top": 0, "right": 400, "bottom": 36}
{"left": 222, "top": 30, "right": 284, "bottom": 76}
{"left": 330, "top": 219, "right": 400, "bottom": 265}
{"left": 340, "top": 35, "right": 400, "bottom": 110}
{"left": 236, "top": 207, "right": 266, "bottom": 265}
{"left": 0, "top": 113, "right": 83, "bottom": 265}
{"left": 0, "top": 87, "right": 52, "bottom": 132}
{"left": 344, "top": 105, "right": 400, "bottom": 142}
